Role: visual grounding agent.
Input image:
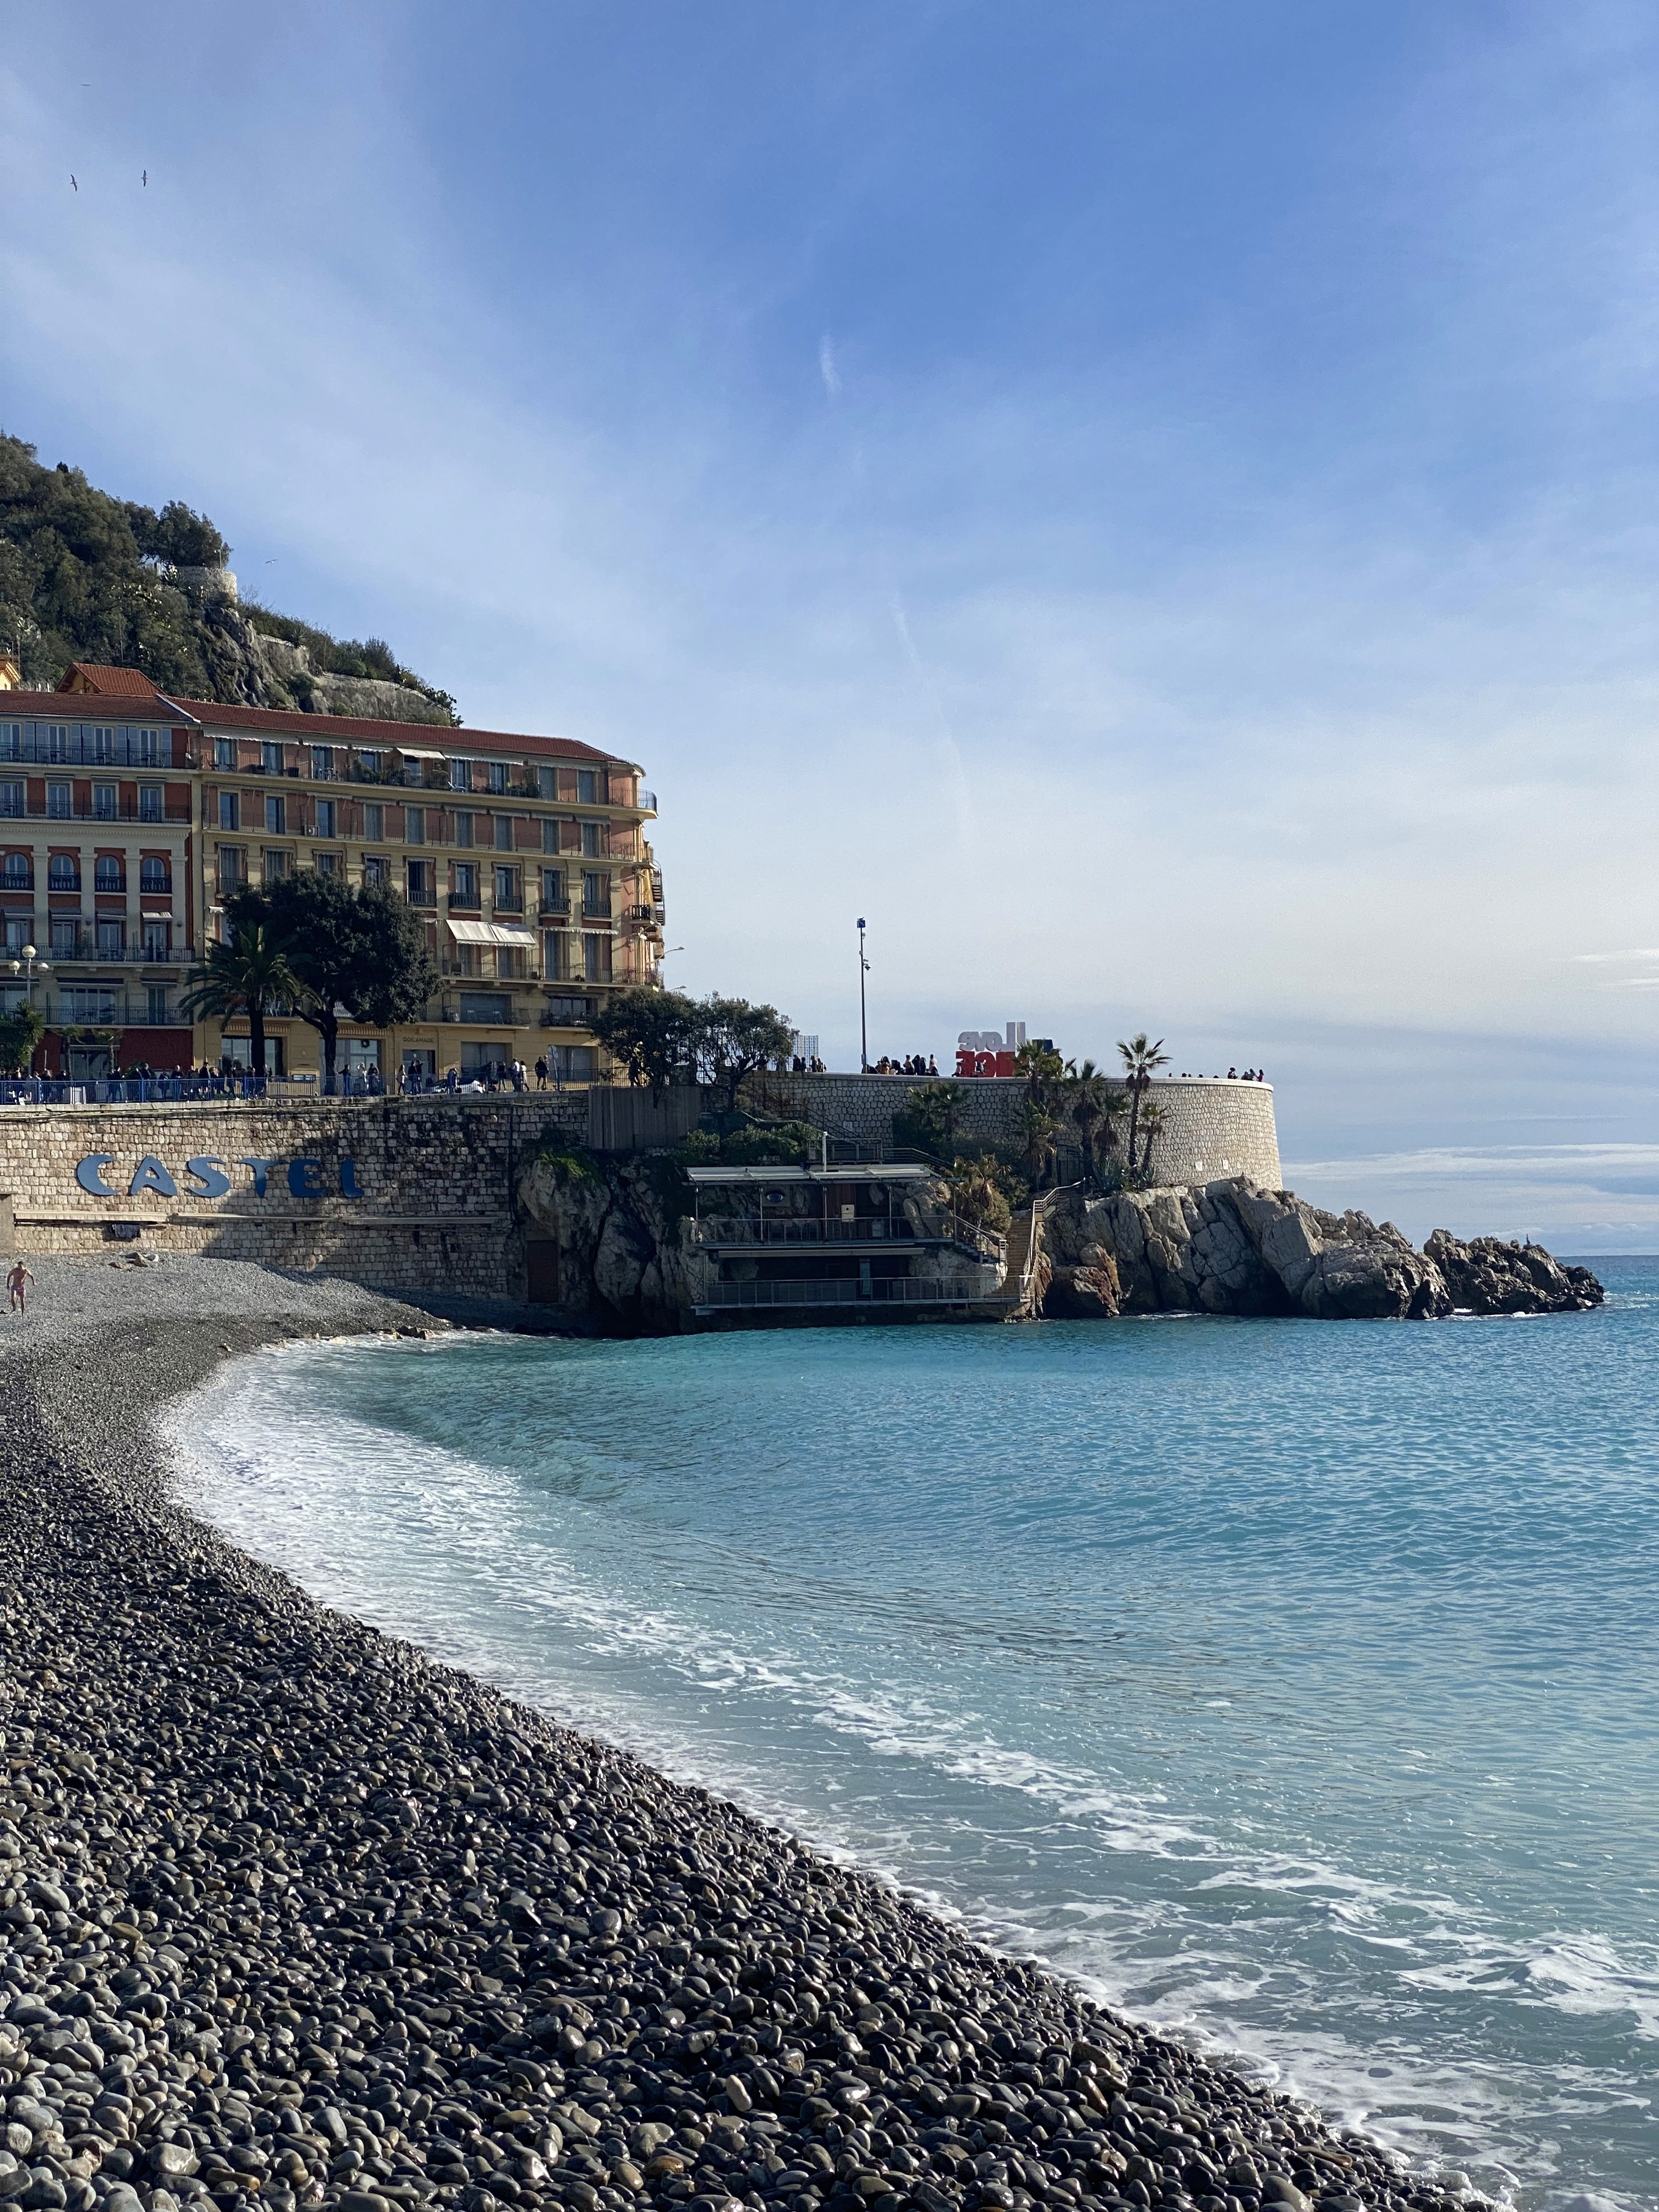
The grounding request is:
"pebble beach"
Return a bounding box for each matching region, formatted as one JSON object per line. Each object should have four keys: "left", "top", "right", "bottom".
{"left": 1, "top": 1260, "right": 1476, "bottom": 2212}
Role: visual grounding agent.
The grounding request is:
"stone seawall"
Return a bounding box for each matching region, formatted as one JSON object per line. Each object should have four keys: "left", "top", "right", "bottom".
{"left": 0, "top": 1097, "right": 586, "bottom": 1296}
{"left": 744, "top": 1071, "right": 1283, "bottom": 1188}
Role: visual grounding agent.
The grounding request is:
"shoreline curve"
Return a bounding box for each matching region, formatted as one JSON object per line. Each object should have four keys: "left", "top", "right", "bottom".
{"left": 0, "top": 1257, "right": 1479, "bottom": 2212}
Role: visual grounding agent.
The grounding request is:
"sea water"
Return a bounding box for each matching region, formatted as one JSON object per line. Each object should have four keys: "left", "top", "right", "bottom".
{"left": 168, "top": 1259, "right": 1659, "bottom": 2212}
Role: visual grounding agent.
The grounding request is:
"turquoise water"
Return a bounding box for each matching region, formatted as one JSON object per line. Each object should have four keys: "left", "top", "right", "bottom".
{"left": 171, "top": 1261, "right": 1659, "bottom": 2212}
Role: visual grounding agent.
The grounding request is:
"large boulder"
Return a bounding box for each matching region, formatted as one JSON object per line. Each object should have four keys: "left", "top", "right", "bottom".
{"left": 1424, "top": 1230, "right": 1604, "bottom": 1314}
{"left": 1041, "top": 1178, "right": 1598, "bottom": 1323}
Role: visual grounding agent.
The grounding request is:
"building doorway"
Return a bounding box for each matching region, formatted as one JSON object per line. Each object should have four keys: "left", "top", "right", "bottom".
{"left": 221, "top": 1034, "right": 286, "bottom": 1075}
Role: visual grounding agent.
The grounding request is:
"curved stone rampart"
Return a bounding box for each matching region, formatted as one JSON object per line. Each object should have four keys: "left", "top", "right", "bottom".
{"left": 741, "top": 1071, "right": 1282, "bottom": 1188}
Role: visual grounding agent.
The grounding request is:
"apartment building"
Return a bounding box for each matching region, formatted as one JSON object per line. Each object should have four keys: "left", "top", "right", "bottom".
{"left": 0, "top": 666, "right": 663, "bottom": 1081}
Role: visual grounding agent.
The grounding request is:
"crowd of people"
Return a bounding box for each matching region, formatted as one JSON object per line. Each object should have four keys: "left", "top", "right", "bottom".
{"left": 867, "top": 1053, "right": 938, "bottom": 1076}
{"left": 1173, "top": 1066, "right": 1269, "bottom": 1082}
{"left": 772, "top": 1052, "right": 828, "bottom": 1073}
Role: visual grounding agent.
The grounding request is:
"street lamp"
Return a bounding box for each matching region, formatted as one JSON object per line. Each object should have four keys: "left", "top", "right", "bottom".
{"left": 2, "top": 945, "right": 50, "bottom": 1079}
{"left": 856, "top": 918, "right": 870, "bottom": 1072}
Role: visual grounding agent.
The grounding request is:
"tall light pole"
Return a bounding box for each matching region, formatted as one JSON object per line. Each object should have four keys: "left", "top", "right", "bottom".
{"left": 2, "top": 945, "right": 50, "bottom": 1077}
{"left": 857, "top": 917, "right": 869, "bottom": 1071}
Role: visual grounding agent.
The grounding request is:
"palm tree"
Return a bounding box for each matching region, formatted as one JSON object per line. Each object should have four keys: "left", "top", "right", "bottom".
{"left": 1116, "top": 1031, "right": 1169, "bottom": 1170}
{"left": 1065, "top": 1058, "right": 1126, "bottom": 1182}
{"left": 181, "top": 922, "right": 304, "bottom": 1079}
{"left": 1136, "top": 1101, "right": 1166, "bottom": 1181}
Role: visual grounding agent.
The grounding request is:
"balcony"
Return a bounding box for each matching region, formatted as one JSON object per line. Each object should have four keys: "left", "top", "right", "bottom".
{"left": 0, "top": 802, "right": 191, "bottom": 824}
{"left": 539, "top": 896, "right": 570, "bottom": 917}
{"left": 694, "top": 1276, "right": 1000, "bottom": 1313}
{"left": 639, "top": 790, "right": 658, "bottom": 814}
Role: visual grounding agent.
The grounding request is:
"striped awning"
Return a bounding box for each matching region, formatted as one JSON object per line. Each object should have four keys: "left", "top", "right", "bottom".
{"left": 447, "top": 919, "right": 537, "bottom": 947}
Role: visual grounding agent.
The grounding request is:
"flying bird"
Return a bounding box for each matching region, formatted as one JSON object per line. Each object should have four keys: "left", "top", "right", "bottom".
{"left": 142, "top": 170, "right": 147, "bottom": 187}
{"left": 70, "top": 175, "right": 77, "bottom": 191}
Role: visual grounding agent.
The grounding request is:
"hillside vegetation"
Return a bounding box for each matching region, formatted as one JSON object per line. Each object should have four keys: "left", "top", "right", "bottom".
{"left": 0, "top": 436, "right": 457, "bottom": 724}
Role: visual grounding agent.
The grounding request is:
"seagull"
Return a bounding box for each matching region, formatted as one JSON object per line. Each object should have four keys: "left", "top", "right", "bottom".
{"left": 142, "top": 170, "right": 147, "bottom": 187}
{"left": 70, "top": 175, "right": 78, "bottom": 191}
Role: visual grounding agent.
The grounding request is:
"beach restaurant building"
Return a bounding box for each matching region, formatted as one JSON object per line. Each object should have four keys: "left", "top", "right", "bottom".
{"left": 0, "top": 664, "right": 664, "bottom": 1083}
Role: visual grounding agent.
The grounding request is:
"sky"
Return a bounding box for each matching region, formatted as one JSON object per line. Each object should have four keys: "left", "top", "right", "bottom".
{"left": 4, "top": 1, "right": 1659, "bottom": 1244}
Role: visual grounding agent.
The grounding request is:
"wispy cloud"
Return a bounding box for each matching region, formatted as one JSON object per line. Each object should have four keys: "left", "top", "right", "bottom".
{"left": 818, "top": 335, "right": 840, "bottom": 400}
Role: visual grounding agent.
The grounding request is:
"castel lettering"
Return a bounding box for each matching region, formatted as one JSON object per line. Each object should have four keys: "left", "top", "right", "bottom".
{"left": 74, "top": 1153, "right": 364, "bottom": 1201}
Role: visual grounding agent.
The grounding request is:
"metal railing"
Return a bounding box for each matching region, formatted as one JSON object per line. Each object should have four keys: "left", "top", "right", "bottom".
{"left": 0, "top": 803, "right": 191, "bottom": 824}
{"left": 697, "top": 1275, "right": 1001, "bottom": 1311}
{"left": 0, "top": 1073, "right": 263, "bottom": 1107}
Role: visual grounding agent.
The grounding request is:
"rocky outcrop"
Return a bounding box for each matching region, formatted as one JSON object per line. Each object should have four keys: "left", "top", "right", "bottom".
{"left": 1424, "top": 1229, "right": 1604, "bottom": 1315}
{"left": 1044, "top": 1178, "right": 1602, "bottom": 1323}
{"left": 166, "top": 573, "right": 455, "bottom": 724}
{"left": 518, "top": 1150, "right": 702, "bottom": 1334}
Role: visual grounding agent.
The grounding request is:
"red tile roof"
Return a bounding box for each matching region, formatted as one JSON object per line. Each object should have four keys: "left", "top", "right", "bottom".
{"left": 58, "top": 663, "right": 161, "bottom": 697}
{"left": 0, "top": 690, "right": 185, "bottom": 721}
{"left": 166, "top": 697, "right": 621, "bottom": 764}
{"left": 0, "top": 687, "right": 630, "bottom": 766}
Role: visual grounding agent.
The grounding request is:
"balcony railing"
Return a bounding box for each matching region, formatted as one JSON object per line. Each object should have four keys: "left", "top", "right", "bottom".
{"left": 0, "top": 803, "right": 191, "bottom": 824}
{"left": 695, "top": 1275, "right": 1002, "bottom": 1312}
{"left": 639, "top": 790, "right": 657, "bottom": 813}
{"left": 43, "top": 943, "right": 191, "bottom": 965}
{"left": 539, "top": 896, "right": 570, "bottom": 916}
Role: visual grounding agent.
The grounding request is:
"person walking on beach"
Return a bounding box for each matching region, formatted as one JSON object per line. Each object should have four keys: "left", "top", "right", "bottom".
{"left": 7, "top": 1261, "right": 34, "bottom": 1314}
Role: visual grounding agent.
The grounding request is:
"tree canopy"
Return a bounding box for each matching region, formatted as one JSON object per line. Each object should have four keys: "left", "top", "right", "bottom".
{"left": 180, "top": 922, "right": 304, "bottom": 1079}
{"left": 228, "top": 874, "right": 435, "bottom": 1092}
{"left": 590, "top": 989, "right": 794, "bottom": 1111}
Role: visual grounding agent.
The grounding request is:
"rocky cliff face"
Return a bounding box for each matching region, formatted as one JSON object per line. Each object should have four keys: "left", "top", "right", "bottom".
{"left": 518, "top": 1152, "right": 701, "bottom": 1334}
{"left": 171, "top": 572, "right": 454, "bottom": 725}
{"left": 1044, "top": 1179, "right": 1602, "bottom": 1322}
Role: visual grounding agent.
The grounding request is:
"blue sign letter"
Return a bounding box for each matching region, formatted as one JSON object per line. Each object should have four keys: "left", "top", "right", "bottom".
{"left": 288, "top": 1158, "right": 325, "bottom": 1199}
{"left": 183, "top": 1155, "right": 231, "bottom": 1199}
{"left": 75, "top": 1153, "right": 115, "bottom": 1197}
{"left": 340, "top": 1156, "right": 364, "bottom": 1199}
{"left": 239, "top": 1155, "right": 275, "bottom": 1196}
{"left": 128, "top": 1157, "right": 179, "bottom": 1200}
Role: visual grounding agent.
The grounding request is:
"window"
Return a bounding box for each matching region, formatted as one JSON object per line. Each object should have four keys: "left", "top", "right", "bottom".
{"left": 406, "top": 858, "right": 432, "bottom": 904}
{"left": 62, "top": 988, "right": 117, "bottom": 1023}
{"left": 219, "top": 791, "right": 240, "bottom": 831}
{"left": 140, "top": 857, "right": 170, "bottom": 894}
{"left": 542, "top": 931, "right": 564, "bottom": 980}
{"left": 577, "top": 768, "right": 598, "bottom": 805}
{"left": 215, "top": 738, "right": 236, "bottom": 770}
{"left": 0, "top": 726, "right": 17, "bottom": 763}
{"left": 449, "top": 759, "right": 470, "bottom": 791}
{"left": 363, "top": 855, "right": 387, "bottom": 888}
{"left": 263, "top": 849, "right": 290, "bottom": 882}
{"left": 452, "top": 940, "right": 477, "bottom": 978}
{"left": 2, "top": 854, "right": 29, "bottom": 890}
{"left": 139, "top": 783, "right": 162, "bottom": 822}
{"left": 95, "top": 918, "right": 125, "bottom": 958}
{"left": 0, "top": 783, "right": 21, "bottom": 819}
{"left": 455, "top": 811, "right": 473, "bottom": 847}
{"left": 537, "top": 764, "right": 556, "bottom": 799}
{"left": 453, "top": 862, "right": 478, "bottom": 906}
{"left": 488, "top": 761, "right": 507, "bottom": 794}
{"left": 2, "top": 919, "right": 29, "bottom": 953}
{"left": 142, "top": 921, "right": 171, "bottom": 962}
{"left": 494, "top": 865, "right": 521, "bottom": 911}
{"left": 459, "top": 992, "right": 512, "bottom": 1023}
{"left": 582, "top": 870, "right": 610, "bottom": 918}
{"left": 314, "top": 798, "right": 336, "bottom": 838}
{"left": 93, "top": 783, "right": 118, "bottom": 821}
{"left": 581, "top": 820, "right": 601, "bottom": 857}
{"left": 494, "top": 814, "right": 514, "bottom": 851}
{"left": 405, "top": 806, "right": 425, "bottom": 844}
{"left": 218, "top": 847, "right": 245, "bottom": 891}
{"left": 364, "top": 803, "right": 383, "bottom": 840}
{"left": 315, "top": 849, "right": 338, "bottom": 877}
{"left": 541, "top": 817, "right": 560, "bottom": 854}
{"left": 265, "top": 794, "right": 285, "bottom": 834}
{"left": 48, "top": 856, "right": 79, "bottom": 892}
{"left": 540, "top": 866, "right": 565, "bottom": 911}
{"left": 50, "top": 917, "right": 80, "bottom": 956}
{"left": 261, "top": 742, "right": 283, "bottom": 775}
{"left": 359, "top": 750, "right": 385, "bottom": 778}
{"left": 47, "top": 782, "right": 71, "bottom": 820}
{"left": 499, "top": 945, "right": 526, "bottom": 980}
{"left": 94, "top": 857, "right": 123, "bottom": 893}
{"left": 146, "top": 984, "right": 170, "bottom": 1023}
{"left": 583, "top": 932, "right": 611, "bottom": 982}
{"left": 311, "top": 746, "right": 335, "bottom": 780}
